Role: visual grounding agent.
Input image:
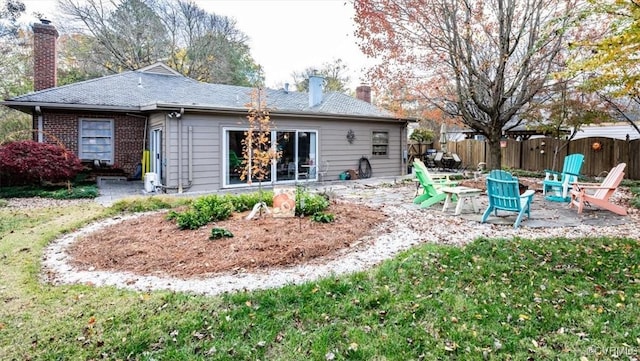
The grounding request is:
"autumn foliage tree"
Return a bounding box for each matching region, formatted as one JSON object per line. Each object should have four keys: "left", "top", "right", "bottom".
{"left": 240, "top": 88, "right": 280, "bottom": 217}
{"left": 566, "top": 0, "right": 640, "bottom": 136}
{"left": 524, "top": 78, "right": 610, "bottom": 169}
{"left": 354, "top": 0, "right": 580, "bottom": 169}
{"left": 292, "top": 58, "right": 351, "bottom": 93}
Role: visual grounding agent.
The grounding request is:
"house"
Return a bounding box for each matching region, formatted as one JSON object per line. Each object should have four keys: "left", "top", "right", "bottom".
{"left": 571, "top": 123, "right": 640, "bottom": 141}
{"left": 2, "top": 20, "right": 412, "bottom": 193}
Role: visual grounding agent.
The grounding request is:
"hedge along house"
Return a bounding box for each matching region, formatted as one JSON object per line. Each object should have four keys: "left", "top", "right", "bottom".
{"left": 2, "top": 21, "right": 412, "bottom": 193}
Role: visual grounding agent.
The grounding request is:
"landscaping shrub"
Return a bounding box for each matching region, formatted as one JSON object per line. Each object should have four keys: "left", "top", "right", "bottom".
{"left": 168, "top": 195, "right": 234, "bottom": 230}
{"left": 224, "top": 191, "right": 273, "bottom": 212}
{"left": 210, "top": 227, "right": 233, "bottom": 240}
{"left": 296, "top": 187, "right": 330, "bottom": 216}
{"left": 310, "top": 212, "right": 335, "bottom": 223}
{"left": 0, "top": 140, "right": 83, "bottom": 186}
{"left": 167, "top": 189, "right": 330, "bottom": 229}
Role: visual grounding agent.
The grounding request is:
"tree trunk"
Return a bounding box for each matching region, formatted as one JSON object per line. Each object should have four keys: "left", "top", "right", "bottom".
{"left": 486, "top": 135, "right": 502, "bottom": 170}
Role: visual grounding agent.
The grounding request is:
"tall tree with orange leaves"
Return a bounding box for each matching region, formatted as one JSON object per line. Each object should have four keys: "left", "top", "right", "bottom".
{"left": 354, "top": 0, "right": 580, "bottom": 168}
{"left": 566, "top": 0, "right": 640, "bottom": 136}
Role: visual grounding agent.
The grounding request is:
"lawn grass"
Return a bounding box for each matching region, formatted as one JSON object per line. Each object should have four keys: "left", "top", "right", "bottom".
{"left": 1, "top": 203, "right": 639, "bottom": 360}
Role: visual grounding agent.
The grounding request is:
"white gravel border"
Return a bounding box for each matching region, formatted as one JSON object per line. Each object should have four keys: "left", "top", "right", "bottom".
{"left": 40, "top": 183, "right": 640, "bottom": 296}
{"left": 41, "top": 206, "right": 426, "bottom": 296}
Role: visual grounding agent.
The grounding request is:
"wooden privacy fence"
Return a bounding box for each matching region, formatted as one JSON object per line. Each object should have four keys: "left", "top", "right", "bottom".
{"left": 409, "top": 137, "right": 640, "bottom": 180}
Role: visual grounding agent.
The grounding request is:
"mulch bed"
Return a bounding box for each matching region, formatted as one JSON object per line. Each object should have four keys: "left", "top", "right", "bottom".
{"left": 68, "top": 202, "right": 388, "bottom": 279}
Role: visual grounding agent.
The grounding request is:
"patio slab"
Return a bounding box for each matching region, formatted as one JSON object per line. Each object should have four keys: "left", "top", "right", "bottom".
{"left": 95, "top": 176, "right": 634, "bottom": 229}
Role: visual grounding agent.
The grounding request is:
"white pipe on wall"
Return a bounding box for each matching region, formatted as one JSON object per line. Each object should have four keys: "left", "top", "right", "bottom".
{"left": 178, "top": 115, "right": 183, "bottom": 194}
{"left": 188, "top": 126, "right": 193, "bottom": 183}
{"left": 35, "top": 106, "right": 43, "bottom": 142}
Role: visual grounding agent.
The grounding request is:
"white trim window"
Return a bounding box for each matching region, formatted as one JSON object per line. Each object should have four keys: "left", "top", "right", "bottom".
{"left": 372, "top": 130, "right": 389, "bottom": 157}
{"left": 79, "top": 118, "right": 114, "bottom": 164}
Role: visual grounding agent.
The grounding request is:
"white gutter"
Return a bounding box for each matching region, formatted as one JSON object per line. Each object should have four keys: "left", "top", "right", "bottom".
{"left": 1, "top": 101, "right": 140, "bottom": 112}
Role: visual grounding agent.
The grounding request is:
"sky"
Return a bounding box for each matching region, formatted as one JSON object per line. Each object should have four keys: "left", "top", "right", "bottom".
{"left": 20, "top": 0, "right": 375, "bottom": 90}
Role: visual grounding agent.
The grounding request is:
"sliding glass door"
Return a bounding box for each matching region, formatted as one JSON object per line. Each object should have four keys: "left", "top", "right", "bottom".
{"left": 224, "top": 129, "right": 317, "bottom": 186}
{"left": 274, "top": 130, "right": 317, "bottom": 182}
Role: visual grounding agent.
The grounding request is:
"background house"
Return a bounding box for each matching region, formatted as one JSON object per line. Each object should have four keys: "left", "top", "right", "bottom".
{"left": 2, "top": 20, "right": 412, "bottom": 193}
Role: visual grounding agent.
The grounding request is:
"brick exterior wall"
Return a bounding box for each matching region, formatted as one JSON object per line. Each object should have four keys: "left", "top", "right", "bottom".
{"left": 32, "top": 22, "right": 58, "bottom": 91}
{"left": 39, "top": 111, "right": 147, "bottom": 176}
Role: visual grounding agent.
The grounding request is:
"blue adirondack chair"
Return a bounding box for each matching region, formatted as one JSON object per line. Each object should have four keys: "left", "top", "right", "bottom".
{"left": 543, "top": 153, "right": 584, "bottom": 202}
{"left": 413, "top": 159, "right": 458, "bottom": 208}
{"left": 482, "top": 170, "right": 535, "bottom": 228}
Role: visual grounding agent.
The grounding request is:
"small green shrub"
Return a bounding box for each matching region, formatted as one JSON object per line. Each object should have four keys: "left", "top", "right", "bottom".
{"left": 172, "top": 209, "right": 211, "bottom": 230}
{"left": 192, "top": 195, "right": 234, "bottom": 221}
{"left": 311, "top": 212, "right": 334, "bottom": 223}
{"left": 169, "top": 195, "right": 234, "bottom": 230}
{"left": 225, "top": 191, "right": 273, "bottom": 212}
{"left": 210, "top": 227, "right": 233, "bottom": 240}
{"left": 296, "top": 187, "right": 329, "bottom": 216}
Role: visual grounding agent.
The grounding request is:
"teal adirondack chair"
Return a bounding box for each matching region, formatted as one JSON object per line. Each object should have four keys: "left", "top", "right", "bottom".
{"left": 412, "top": 159, "right": 458, "bottom": 208}
{"left": 482, "top": 170, "right": 535, "bottom": 228}
{"left": 543, "top": 153, "right": 584, "bottom": 202}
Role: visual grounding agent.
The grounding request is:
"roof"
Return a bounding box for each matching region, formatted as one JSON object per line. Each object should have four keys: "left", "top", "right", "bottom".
{"left": 572, "top": 124, "right": 640, "bottom": 140}
{"left": 3, "top": 63, "right": 399, "bottom": 120}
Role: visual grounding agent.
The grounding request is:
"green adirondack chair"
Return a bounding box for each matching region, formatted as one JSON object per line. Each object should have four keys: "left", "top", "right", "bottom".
{"left": 482, "top": 170, "right": 535, "bottom": 228}
{"left": 412, "top": 159, "right": 458, "bottom": 209}
{"left": 543, "top": 153, "right": 584, "bottom": 202}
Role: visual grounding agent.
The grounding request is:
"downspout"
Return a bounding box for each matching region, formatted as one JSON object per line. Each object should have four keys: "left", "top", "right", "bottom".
{"left": 35, "top": 106, "right": 43, "bottom": 142}
{"left": 177, "top": 107, "right": 184, "bottom": 193}
{"left": 401, "top": 122, "right": 408, "bottom": 175}
{"left": 188, "top": 126, "right": 193, "bottom": 184}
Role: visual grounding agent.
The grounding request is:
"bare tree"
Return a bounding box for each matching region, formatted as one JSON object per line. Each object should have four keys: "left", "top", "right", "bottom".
{"left": 0, "top": 0, "right": 24, "bottom": 37}
{"left": 59, "top": 0, "right": 170, "bottom": 73}
{"left": 58, "top": 0, "right": 262, "bottom": 85}
{"left": 354, "top": 0, "right": 581, "bottom": 169}
{"left": 292, "top": 58, "right": 351, "bottom": 93}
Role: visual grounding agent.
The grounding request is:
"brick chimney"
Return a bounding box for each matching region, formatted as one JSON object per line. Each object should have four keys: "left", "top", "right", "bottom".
{"left": 356, "top": 85, "right": 371, "bottom": 103}
{"left": 32, "top": 19, "right": 58, "bottom": 91}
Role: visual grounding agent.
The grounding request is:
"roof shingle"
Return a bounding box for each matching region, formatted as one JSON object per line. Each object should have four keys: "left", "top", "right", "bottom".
{"left": 7, "top": 68, "right": 395, "bottom": 119}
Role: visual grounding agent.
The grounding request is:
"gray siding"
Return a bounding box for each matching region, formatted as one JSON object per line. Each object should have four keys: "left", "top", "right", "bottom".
{"left": 160, "top": 112, "right": 407, "bottom": 193}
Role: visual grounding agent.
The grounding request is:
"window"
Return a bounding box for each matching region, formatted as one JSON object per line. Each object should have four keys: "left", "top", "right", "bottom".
{"left": 372, "top": 131, "right": 389, "bottom": 156}
{"left": 224, "top": 128, "right": 318, "bottom": 186}
{"left": 79, "top": 119, "right": 114, "bottom": 163}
